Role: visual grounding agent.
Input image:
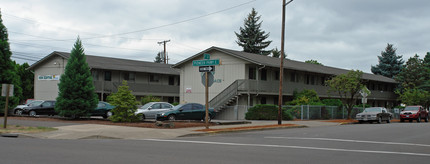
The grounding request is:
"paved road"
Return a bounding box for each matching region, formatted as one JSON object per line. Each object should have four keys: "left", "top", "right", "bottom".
{"left": 1, "top": 122, "right": 430, "bottom": 163}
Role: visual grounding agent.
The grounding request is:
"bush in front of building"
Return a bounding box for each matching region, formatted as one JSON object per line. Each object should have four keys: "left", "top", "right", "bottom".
{"left": 140, "top": 95, "right": 161, "bottom": 105}
{"left": 245, "top": 104, "right": 293, "bottom": 120}
{"left": 107, "top": 80, "right": 140, "bottom": 122}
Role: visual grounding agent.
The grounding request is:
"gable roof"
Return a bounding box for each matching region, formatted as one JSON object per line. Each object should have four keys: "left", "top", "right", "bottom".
{"left": 29, "top": 51, "right": 179, "bottom": 75}
{"left": 173, "top": 46, "right": 396, "bottom": 83}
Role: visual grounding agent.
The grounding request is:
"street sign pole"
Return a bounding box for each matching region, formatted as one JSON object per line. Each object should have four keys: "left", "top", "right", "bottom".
{"left": 205, "top": 72, "right": 209, "bottom": 129}
{"left": 3, "top": 84, "right": 10, "bottom": 129}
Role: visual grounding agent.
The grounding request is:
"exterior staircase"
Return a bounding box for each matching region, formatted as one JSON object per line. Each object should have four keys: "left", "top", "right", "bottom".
{"left": 209, "top": 80, "right": 245, "bottom": 112}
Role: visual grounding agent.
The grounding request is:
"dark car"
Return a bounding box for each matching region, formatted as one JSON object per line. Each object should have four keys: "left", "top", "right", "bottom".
{"left": 22, "top": 100, "right": 56, "bottom": 116}
{"left": 91, "top": 101, "right": 115, "bottom": 119}
{"left": 400, "top": 106, "right": 429, "bottom": 122}
{"left": 156, "top": 103, "right": 215, "bottom": 121}
{"left": 356, "top": 107, "right": 392, "bottom": 124}
{"left": 13, "top": 100, "right": 44, "bottom": 115}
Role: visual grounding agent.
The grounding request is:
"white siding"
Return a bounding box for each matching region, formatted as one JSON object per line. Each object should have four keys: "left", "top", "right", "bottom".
{"left": 179, "top": 50, "right": 248, "bottom": 104}
{"left": 34, "top": 56, "right": 66, "bottom": 100}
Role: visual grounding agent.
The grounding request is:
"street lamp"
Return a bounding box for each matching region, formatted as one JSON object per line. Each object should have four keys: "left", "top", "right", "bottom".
{"left": 278, "top": 0, "right": 293, "bottom": 125}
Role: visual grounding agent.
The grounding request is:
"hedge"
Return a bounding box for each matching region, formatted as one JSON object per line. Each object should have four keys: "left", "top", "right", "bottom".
{"left": 245, "top": 104, "right": 293, "bottom": 120}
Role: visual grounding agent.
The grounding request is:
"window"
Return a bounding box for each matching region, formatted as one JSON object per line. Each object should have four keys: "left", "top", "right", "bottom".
{"left": 169, "top": 76, "right": 175, "bottom": 85}
{"left": 151, "top": 103, "right": 161, "bottom": 109}
{"left": 261, "top": 97, "right": 267, "bottom": 104}
{"left": 104, "top": 71, "right": 111, "bottom": 81}
{"left": 162, "top": 103, "right": 172, "bottom": 109}
{"left": 249, "top": 67, "right": 256, "bottom": 80}
{"left": 123, "top": 72, "right": 135, "bottom": 82}
{"left": 193, "top": 104, "right": 204, "bottom": 110}
{"left": 305, "top": 75, "right": 310, "bottom": 84}
{"left": 261, "top": 69, "right": 267, "bottom": 81}
{"left": 91, "top": 70, "right": 99, "bottom": 81}
{"left": 274, "top": 97, "right": 278, "bottom": 105}
{"left": 149, "top": 74, "right": 159, "bottom": 82}
{"left": 321, "top": 77, "right": 325, "bottom": 86}
{"left": 290, "top": 73, "right": 297, "bottom": 82}
{"left": 274, "top": 71, "right": 279, "bottom": 80}
{"left": 311, "top": 76, "right": 315, "bottom": 85}
{"left": 181, "top": 104, "right": 192, "bottom": 111}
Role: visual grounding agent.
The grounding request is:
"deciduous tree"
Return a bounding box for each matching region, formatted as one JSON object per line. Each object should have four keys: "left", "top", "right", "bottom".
{"left": 326, "top": 70, "right": 364, "bottom": 119}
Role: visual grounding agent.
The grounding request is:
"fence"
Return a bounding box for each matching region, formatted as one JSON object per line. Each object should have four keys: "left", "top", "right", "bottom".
{"left": 214, "top": 105, "right": 400, "bottom": 120}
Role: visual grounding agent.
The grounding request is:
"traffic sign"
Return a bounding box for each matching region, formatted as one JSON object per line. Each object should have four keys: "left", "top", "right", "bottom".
{"left": 204, "top": 53, "right": 210, "bottom": 59}
{"left": 199, "top": 66, "right": 215, "bottom": 72}
{"left": 192, "top": 59, "right": 220, "bottom": 66}
{"left": 201, "top": 72, "right": 214, "bottom": 87}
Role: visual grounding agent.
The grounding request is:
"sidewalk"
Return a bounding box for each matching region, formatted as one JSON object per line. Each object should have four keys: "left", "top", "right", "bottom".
{"left": 16, "top": 120, "right": 341, "bottom": 140}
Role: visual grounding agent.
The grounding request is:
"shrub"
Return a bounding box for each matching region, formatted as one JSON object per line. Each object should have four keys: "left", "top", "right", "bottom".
{"left": 245, "top": 104, "right": 293, "bottom": 120}
{"left": 321, "top": 99, "right": 343, "bottom": 107}
{"left": 107, "top": 81, "right": 140, "bottom": 122}
{"left": 141, "top": 95, "right": 161, "bottom": 105}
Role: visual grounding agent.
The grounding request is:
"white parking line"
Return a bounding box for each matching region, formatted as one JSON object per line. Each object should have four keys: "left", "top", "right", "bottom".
{"left": 265, "top": 137, "right": 430, "bottom": 147}
{"left": 143, "top": 139, "right": 430, "bottom": 157}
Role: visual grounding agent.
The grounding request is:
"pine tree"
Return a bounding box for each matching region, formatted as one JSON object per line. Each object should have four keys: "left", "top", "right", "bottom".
{"left": 154, "top": 52, "right": 163, "bottom": 63}
{"left": 107, "top": 80, "right": 140, "bottom": 122}
{"left": 271, "top": 47, "right": 286, "bottom": 58}
{"left": 55, "top": 37, "right": 98, "bottom": 118}
{"left": 235, "top": 8, "right": 272, "bottom": 55}
{"left": 371, "top": 43, "right": 404, "bottom": 78}
{"left": 0, "top": 10, "right": 22, "bottom": 114}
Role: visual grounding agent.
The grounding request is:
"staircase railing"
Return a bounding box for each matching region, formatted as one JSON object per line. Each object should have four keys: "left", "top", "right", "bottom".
{"left": 209, "top": 80, "right": 244, "bottom": 110}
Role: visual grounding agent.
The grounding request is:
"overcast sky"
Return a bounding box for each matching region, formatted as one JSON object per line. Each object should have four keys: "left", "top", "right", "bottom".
{"left": 2, "top": 0, "right": 430, "bottom": 73}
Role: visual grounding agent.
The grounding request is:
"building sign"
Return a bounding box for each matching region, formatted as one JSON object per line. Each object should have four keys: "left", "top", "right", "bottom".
{"left": 185, "top": 88, "right": 192, "bottom": 93}
{"left": 38, "top": 75, "right": 60, "bottom": 81}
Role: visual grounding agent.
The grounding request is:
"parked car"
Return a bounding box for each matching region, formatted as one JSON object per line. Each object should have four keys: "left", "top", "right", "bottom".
{"left": 13, "top": 100, "right": 44, "bottom": 115}
{"left": 400, "top": 106, "right": 429, "bottom": 122}
{"left": 91, "top": 101, "right": 115, "bottom": 119}
{"left": 22, "top": 100, "right": 56, "bottom": 116}
{"left": 156, "top": 103, "right": 215, "bottom": 121}
{"left": 356, "top": 107, "right": 392, "bottom": 124}
{"left": 135, "top": 102, "right": 173, "bottom": 120}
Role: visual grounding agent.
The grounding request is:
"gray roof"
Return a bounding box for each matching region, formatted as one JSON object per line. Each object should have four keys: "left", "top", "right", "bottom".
{"left": 29, "top": 51, "right": 179, "bottom": 75}
{"left": 173, "top": 46, "right": 396, "bottom": 83}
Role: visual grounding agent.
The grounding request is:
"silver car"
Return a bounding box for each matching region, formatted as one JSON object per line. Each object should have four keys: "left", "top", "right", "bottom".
{"left": 135, "top": 102, "right": 174, "bottom": 120}
{"left": 356, "top": 107, "right": 392, "bottom": 124}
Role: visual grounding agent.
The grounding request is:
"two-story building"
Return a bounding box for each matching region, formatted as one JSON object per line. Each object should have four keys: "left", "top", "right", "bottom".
{"left": 29, "top": 51, "right": 180, "bottom": 103}
{"left": 173, "top": 46, "right": 398, "bottom": 118}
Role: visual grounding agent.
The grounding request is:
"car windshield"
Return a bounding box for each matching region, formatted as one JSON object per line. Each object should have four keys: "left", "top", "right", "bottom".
{"left": 404, "top": 107, "right": 419, "bottom": 111}
{"left": 363, "top": 108, "right": 381, "bottom": 112}
{"left": 139, "top": 103, "right": 153, "bottom": 109}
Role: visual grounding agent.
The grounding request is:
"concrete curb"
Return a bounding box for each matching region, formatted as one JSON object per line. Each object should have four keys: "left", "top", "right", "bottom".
{"left": 179, "top": 125, "right": 308, "bottom": 137}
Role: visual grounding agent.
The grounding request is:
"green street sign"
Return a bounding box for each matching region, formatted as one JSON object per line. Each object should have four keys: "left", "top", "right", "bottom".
{"left": 204, "top": 53, "right": 210, "bottom": 59}
{"left": 192, "top": 59, "right": 220, "bottom": 66}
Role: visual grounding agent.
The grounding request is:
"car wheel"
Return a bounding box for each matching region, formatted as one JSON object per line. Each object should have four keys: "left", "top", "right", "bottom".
{"left": 425, "top": 115, "right": 429, "bottom": 122}
{"left": 29, "top": 111, "right": 37, "bottom": 117}
{"left": 16, "top": 109, "right": 23, "bottom": 116}
{"left": 409, "top": 119, "right": 413, "bottom": 122}
{"left": 106, "top": 111, "right": 113, "bottom": 118}
{"left": 400, "top": 118, "right": 404, "bottom": 122}
{"left": 168, "top": 115, "right": 176, "bottom": 121}
{"left": 417, "top": 116, "right": 421, "bottom": 123}
{"left": 358, "top": 120, "right": 363, "bottom": 124}
{"left": 377, "top": 117, "right": 382, "bottom": 124}
{"left": 203, "top": 115, "right": 212, "bottom": 122}
{"left": 139, "top": 114, "right": 145, "bottom": 121}
{"left": 387, "top": 117, "right": 391, "bottom": 123}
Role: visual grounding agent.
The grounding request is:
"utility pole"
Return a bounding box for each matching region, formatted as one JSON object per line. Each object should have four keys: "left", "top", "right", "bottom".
{"left": 278, "top": 0, "right": 293, "bottom": 125}
{"left": 158, "top": 40, "right": 170, "bottom": 64}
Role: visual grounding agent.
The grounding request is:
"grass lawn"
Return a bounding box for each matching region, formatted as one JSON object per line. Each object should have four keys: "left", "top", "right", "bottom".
{"left": 0, "top": 125, "right": 57, "bottom": 134}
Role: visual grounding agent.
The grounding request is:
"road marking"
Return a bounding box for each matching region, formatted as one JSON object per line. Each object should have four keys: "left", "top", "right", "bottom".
{"left": 143, "top": 139, "right": 430, "bottom": 157}
{"left": 265, "top": 137, "right": 430, "bottom": 147}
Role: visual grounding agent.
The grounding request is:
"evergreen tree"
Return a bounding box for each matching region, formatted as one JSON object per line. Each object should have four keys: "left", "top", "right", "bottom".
{"left": 235, "top": 8, "right": 272, "bottom": 55}
{"left": 305, "top": 60, "right": 323, "bottom": 65}
{"left": 15, "top": 62, "right": 34, "bottom": 103}
{"left": 55, "top": 37, "right": 98, "bottom": 118}
{"left": 107, "top": 80, "right": 140, "bottom": 122}
{"left": 154, "top": 52, "right": 163, "bottom": 63}
{"left": 0, "top": 10, "right": 22, "bottom": 114}
{"left": 395, "top": 54, "right": 426, "bottom": 90}
{"left": 271, "top": 47, "right": 286, "bottom": 58}
{"left": 371, "top": 43, "right": 404, "bottom": 78}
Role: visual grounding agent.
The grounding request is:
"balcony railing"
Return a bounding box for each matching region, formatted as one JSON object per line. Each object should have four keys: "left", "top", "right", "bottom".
{"left": 93, "top": 81, "right": 179, "bottom": 95}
